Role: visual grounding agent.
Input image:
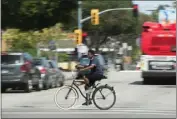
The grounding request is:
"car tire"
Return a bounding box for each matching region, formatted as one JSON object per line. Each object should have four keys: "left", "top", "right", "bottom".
{"left": 1, "top": 88, "right": 6, "bottom": 93}
{"left": 36, "top": 78, "right": 44, "bottom": 91}
{"left": 61, "top": 76, "right": 65, "bottom": 86}
{"left": 43, "top": 76, "right": 50, "bottom": 90}
{"left": 51, "top": 81, "right": 56, "bottom": 88}
{"left": 44, "top": 83, "right": 50, "bottom": 90}
{"left": 24, "top": 79, "right": 33, "bottom": 93}
{"left": 55, "top": 81, "right": 60, "bottom": 87}
{"left": 143, "top": 78, "right": 151, "bottom": 84}
{"left": 44, "top": 82, "right": 50, "bottom": 90}
{"left": 60, "top": 81, "right": 64, "bottom": 87}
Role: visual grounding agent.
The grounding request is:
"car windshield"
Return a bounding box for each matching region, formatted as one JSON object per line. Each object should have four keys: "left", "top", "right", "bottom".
{"left": 80, "top": 57, "right": 90, "bottom": 65}
{"left": 1, "top": 55, "right": 21, "bottom": 64}
{"left": 33, "top": 59, "right": 43, "bottom": 66}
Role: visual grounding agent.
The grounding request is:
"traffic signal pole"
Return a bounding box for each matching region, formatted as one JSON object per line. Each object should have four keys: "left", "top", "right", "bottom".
{"left": 78, "top": 1, "right": 134, "bottom": 31}
{"left": 78, "top": 1, "right": 82, "bottom": 30}
{"left": 76, "top": 1, "right": 137, "bottom": 59}
{"left": 81, "top": 8, "right": 133, "bottom": 23}
{"left": 77, "top": 1, "right": 83, "bottom": 59}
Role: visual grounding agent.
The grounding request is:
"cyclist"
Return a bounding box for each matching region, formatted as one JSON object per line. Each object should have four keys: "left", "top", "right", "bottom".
{"left": 78, "top": 50, "right": 104, "bottom": 105}
{"left": 75, "top": 53, "right": 90, "bottom": 79}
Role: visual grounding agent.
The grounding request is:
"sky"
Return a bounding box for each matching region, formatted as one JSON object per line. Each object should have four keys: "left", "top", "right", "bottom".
{"left": 132, "top": 1, "right": 175, "bottom": 14}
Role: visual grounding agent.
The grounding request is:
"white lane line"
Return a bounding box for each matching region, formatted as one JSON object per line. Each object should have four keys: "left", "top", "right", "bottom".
{"left": 119, "top": 71, "right": 141, "bottom": 73}
{"left": 64, "top": 105, "right": 176, "bottom": 113}
{"left": 3, "top": 107, "right": 176, "bottom": 113}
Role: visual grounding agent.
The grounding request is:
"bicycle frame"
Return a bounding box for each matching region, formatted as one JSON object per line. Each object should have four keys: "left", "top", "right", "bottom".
{"left": 66, "top": 78, "right": 101, "bottom": 100}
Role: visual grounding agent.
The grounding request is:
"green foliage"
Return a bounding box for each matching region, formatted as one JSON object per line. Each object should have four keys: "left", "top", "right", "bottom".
{"left": 58, "top": 53, "right": 70, "bottom": 62}
{"left": 2, "top": 0, "right": 156, "bottom": 60}
{"left": 82, "top": 0, "right": 135, "bottom": 34}
{"left": 2, "top": 23, "right": 69, "bottom": 56}
{"left": 68, "top": 1, "right": 154, "bottom": 50}
{"left": 2, "top": 0, "right": 77, "bottom": 30}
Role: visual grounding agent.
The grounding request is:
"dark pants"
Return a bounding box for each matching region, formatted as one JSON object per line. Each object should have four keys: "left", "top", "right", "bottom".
{"left": 85, "top": 73, "right": 103, "bottom": 86}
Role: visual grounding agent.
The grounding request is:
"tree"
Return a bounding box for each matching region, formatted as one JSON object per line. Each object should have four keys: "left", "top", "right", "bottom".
{"left": 2, "top": 23, "right": 69, "bottom": 56}
{"left": 74, "top": 1, "right": 138, "bottom": 51}
{"left": 151, "top": 4, "right": 172, "bottom": 22}
{"left": 69, "top": 1, "right": 153, "bottom": 52}
{"left": 2, "top": 0, "right": 78, "bottom": 30}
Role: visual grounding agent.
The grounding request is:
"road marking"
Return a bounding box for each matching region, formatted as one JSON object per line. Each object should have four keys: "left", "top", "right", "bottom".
{"left": 2, "top": 111, "right": 176, "bottom": 115}
{"left": 3, "top": 107, "right": 176, "bottom": 114}
{"left": 119, "top": 70, "right": 141, "bottom": 73}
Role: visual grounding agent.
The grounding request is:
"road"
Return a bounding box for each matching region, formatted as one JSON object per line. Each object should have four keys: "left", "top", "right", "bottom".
{"left": 2, "top": 70, "right": 176, "bottom": 118}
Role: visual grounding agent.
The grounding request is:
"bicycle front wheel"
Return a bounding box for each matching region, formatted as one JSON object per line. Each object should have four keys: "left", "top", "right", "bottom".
{"left": 54, "top": 85, "right": 78, "bottom": 110}
{"left": 92, "top": 85, "right": 116, "bottom": 110}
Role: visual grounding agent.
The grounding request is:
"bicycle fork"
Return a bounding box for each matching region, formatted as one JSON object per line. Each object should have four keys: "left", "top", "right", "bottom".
{"left": 65, "top": 87, "right": 72, "bottom": 100}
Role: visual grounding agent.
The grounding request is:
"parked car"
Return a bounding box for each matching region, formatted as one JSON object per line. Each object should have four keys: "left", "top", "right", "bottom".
{"left": 48, "top": 60, "right": 65, "bottom": 87}
{"left": 33, "top": 57, "right": 54, "bottom": 90}
{"left": 1, "top": 52, "right": 43, "bottom": 93}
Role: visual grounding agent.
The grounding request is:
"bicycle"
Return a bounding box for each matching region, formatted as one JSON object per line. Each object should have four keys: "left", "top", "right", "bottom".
{"left": 54, "top": 70, "right": 116, "bottom": 110}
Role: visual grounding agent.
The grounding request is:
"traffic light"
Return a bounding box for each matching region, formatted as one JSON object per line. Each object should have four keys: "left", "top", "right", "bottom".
{"left": 133, "top": 4, "right": 138, "bottom": 17}
{"left": 82, "top": 32, "right": 88, "bottom": 45}
{"left": 91, "top": 9, "right": 99, "bottom": 25}
{"left": 74, "top": 29, "right": 82, "bottom": 44}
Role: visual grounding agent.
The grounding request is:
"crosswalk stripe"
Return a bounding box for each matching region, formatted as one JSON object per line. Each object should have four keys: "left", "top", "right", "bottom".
{"left": 7, "top": 106, "right": 174, "bottom": 114}
{"left": 2, "top": 111, "right": 176, "bottom": 115}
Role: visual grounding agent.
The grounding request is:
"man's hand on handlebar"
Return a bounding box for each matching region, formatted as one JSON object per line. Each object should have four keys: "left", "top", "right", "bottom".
{"left": 75, "top": 64, "right": 85, "bottom": 69}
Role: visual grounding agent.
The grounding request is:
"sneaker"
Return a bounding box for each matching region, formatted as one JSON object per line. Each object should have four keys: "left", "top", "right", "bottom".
{"left": 82, "top": 101, "right": 92, "bottom": 106}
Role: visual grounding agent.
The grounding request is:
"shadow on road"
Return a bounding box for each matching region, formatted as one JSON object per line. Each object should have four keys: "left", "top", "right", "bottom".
{"left": 130, "top": 78, "right": 176, "bottom": 86}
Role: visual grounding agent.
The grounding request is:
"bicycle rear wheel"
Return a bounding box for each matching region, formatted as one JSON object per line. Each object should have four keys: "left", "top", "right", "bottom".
{"left": 54, "top": 85, "right": 78, "bottom": 110}
{"left": 92, "top": 85, "right": 116, "bottom": 110}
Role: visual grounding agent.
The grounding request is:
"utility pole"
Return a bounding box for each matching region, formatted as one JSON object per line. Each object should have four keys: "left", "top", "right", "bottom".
{"left": 77, "top": 1, "right": 83, "bottom": 60}
{"left": 75, "top": 3, "right": 138, "bottom": 59}
{"left": 37, "top": 43, "right": 41, "bottom": 57}
{"left": 78, "top": 1, "right": 82, "bottom": 30}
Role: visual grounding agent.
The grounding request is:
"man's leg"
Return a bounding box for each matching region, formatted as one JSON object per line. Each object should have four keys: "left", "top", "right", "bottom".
{"left": 82, "top": 75, "right": 92, "bottom": 106}
{"left": 83, "top": 75, "right": 89, "bottom": 85}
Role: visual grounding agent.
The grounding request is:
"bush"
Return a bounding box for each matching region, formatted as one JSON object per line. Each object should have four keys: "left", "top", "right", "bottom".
{"left": 2, "top": 23, "right": 70, "bottom": 57}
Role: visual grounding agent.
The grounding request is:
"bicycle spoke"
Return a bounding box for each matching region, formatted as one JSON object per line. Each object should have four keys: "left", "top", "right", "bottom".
{"left": 99, "top": 90, "right": 106, "bottom": 99}
{"left": 54, "top": 86, "right": 78, "bottom": 110}
{"left": 92, "top": 86, "right": 116, "bottom": 110}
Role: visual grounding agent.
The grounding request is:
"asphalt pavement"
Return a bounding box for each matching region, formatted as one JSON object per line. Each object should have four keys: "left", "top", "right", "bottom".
{"left": 2, "top": 69, "right": 176, "bottom": 118}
